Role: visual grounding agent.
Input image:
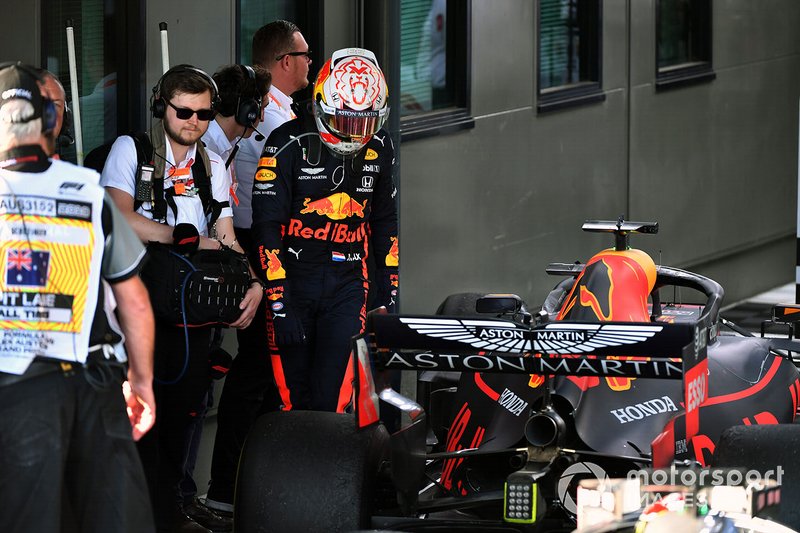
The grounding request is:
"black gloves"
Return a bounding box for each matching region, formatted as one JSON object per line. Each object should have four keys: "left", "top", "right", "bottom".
{"left": 374, "top": 268, "right": 399, "bottom": 313}
{"left": 271, "top": 304, "right": 306, "bottom": 346}
{"left": 265, "top": 285, "right": 306, "bottom": 346}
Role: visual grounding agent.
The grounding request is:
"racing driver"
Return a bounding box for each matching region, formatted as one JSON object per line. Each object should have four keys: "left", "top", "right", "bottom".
{"left": 251, "top": 47, "right": 399, "bottom": 412}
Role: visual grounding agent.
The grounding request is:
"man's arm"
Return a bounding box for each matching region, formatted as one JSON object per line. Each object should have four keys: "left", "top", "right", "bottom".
{"left": 111, "top": 275, "right": 155, "bottom": 441}
{"left": 368, "top": 132, "right": 400, "bottom": 311}
{"left": 250, "top": 123, "right": 306, "bottom": 345}
{"left": 100, "top": 193, "right": 155, "bottom": 440}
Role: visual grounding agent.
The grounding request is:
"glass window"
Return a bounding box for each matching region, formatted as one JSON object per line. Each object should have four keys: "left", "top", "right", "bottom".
{"left": 656, "top": 0, "right": 714, "bottom": 89}
{"left": 400, "top": 0, "right": 449, "bottom": 115}
{"left": 236, "top": 0, "right": 320, "bottom": 100}
{"left": 237, "top": 0, "right": 302, "bottom": 65}
{"left": 41, "top": 0, "right": 119, "bottom": 162}
{"left": 537, "top": 0, "right": 603, "bottom": 112}
{"left": 398, "top": 0, "right": 472, "bottom": 139}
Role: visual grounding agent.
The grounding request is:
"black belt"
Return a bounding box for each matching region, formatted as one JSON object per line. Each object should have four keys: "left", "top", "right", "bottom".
{"left": 0, "top": 346, "right": 112, "bottom": 388}
{"left": 0, "top": 360, "right": 68, "bottom": 388}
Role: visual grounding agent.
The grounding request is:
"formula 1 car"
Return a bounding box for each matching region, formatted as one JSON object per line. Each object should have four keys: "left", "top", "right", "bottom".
{"left": 235, "top": 219, "right": 800, "bottom": 533}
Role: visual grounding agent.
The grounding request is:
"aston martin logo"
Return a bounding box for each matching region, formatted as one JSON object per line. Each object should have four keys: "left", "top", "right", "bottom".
{"left": 301, "top": 167, "right": 324, "bottom": 174}
{"left": 397, "top": 318, "right": 663, "bottom": 354}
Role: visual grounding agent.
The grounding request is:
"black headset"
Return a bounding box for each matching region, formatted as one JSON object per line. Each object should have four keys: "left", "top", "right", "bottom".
{"left": 234, "top": 64, "right": 262, "bottom": 128}
{"left": 0, "top": 62, "right": 58, "bottom": 134}
{"left": 151, "top": 64, "right": 220, "bottom": 119}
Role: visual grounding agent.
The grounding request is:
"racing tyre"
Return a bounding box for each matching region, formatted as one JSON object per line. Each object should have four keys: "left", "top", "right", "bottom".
{"left": 234, "top": 410, "right": 389, "bottom": 533}
{"left": 712, "top": 424, "right": 800, "bottom": 530}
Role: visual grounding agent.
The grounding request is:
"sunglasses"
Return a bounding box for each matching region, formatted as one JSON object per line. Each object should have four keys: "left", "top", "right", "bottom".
{"left": 275, "top": 50, "right": 312, "bottom": 61}
{"left": 167, "top": 100, "right": 216, "bottom": 121}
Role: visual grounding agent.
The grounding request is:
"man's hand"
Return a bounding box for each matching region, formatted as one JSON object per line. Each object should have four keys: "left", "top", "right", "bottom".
{"left": 230, "top": 284, "right": 264, "bottom": 329}
{"left": 123, "top": 379, "right": 155, "bottom": 441}
{"left": 271, "top": 304, "right": 306, "bottom": 346}
{"left": 375, "top": 269, "right": 399, "bottom": 313}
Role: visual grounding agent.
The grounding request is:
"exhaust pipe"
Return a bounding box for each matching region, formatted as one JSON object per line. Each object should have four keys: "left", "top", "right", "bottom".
{"left": 524, "top": 406, "right": 566, "bottom": 447}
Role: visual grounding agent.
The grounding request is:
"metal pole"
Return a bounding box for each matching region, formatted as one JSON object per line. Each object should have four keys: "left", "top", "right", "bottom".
{"left": 796, "top": 98, "right": 800, "bottom": 303}
{"left": 159, "top": 22, "right": 170, "bottom": 73}
{"left": 65, "top": 20, "right": 84, "bottom": 166}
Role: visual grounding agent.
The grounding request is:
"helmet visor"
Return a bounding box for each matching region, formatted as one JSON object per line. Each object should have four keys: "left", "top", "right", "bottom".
{"left": 317, "top": 100, "right": 388, "bottom": 139}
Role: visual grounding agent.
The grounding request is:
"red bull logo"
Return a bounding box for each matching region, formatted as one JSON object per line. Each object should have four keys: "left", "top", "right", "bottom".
{"left": 300, "top": 193, "right": 367, "bottom": 220}
{"left": 260, "top": 248, "right": 286, "bottom": 281}
{"left": 385, "top": 237, "right": 398, "bottom": 267}
{"left": 364, "top": 149, "right": 378, "bottom": 161}
{"left": 259, "top": 157, "right": 277, "bottom": 168}
{"left": 287, "top": 218, "right": 367, "bottom": 244}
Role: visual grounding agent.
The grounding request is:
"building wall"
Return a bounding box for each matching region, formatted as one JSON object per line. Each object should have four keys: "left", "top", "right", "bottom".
{"left": 144, "top": 0, "right": 236, "bottom": 90}
{"left": 398, "top": 0, "right": 800, "bottom": 314}
{"left": 2, "top": 1, "right": 40, "bottom": 65}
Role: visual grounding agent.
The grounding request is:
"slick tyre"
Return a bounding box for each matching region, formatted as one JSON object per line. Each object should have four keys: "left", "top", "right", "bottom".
{"left": 234, "top": 410, "right": 389, "bottom": 533}
{"left": 712, "top": 424, "right": 800, "bottom": 530}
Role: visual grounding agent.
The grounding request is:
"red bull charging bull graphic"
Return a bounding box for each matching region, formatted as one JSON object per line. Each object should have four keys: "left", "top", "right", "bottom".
{"left": 299, "top": 192, "right": 367, "bottom": 220}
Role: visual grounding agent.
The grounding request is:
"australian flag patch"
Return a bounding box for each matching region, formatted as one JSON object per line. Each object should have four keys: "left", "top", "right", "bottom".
{"left": 6, "top": 248, "right": 50, "bottom": 287}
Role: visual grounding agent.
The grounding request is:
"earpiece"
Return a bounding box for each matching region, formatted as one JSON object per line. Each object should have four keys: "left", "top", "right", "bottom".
{"left": 0, "top": 62, "right": 57, "bottom": 134}
{"left": 151, "top": 64, "right": 220, "bottom": 119}
{"left": 234, "top": 64, "right": 261, "bottom": 128}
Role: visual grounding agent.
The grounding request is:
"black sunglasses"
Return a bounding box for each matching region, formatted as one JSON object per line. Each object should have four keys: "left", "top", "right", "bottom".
{"left": 167, "top": 100, "right": 216, "bottom": 121}
{"left": 275, "top": 50, "right": 312, "bottom": 61}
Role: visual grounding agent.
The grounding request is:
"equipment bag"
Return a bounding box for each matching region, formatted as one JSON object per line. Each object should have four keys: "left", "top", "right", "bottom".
{"left": 140, "top": 243, "right": 250, "bottom": 326}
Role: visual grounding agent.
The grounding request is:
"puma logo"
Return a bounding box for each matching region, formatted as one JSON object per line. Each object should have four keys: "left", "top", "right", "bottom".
{"left": 288, "top": 247, "right": 302, "bottom": 260}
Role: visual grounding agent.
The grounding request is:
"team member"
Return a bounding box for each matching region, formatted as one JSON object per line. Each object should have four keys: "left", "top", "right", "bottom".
{"left": 233, "top": 20, "right": 312, "bottom": 222}
{"left": 251, "top": 48, "right": 399, "bottom": 412}
{"left": 202, "top": 21, "right": 313, "bottom": 517}
{"left": 204, "top": 64, "right": 270, "bottom": 170}
{"left": 0, "top": 63, "right": 155, "bottom": 532}
{"left": 101, "top": 64, "right": 262, "bottom": 532}
{"left": 182, "top": 63, "right": 269, "bottom": 530}
{"left": 36, "top": 69, "right": 73, "bottom": 155}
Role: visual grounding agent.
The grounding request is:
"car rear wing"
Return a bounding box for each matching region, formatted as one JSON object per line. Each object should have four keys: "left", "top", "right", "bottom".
{"left": 352, "top": 310, "right": 709, "bottom": 440}
{"left": 366, "top": 313, "right": 704, "bottom": 380}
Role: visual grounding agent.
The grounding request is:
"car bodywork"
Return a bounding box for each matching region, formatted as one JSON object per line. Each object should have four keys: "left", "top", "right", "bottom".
{"left": 350, "top": 220, "right": 799, "bottom": 530}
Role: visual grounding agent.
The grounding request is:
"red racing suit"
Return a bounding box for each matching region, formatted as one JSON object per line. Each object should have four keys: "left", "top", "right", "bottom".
{"left": 251, "top": 118, "right": 398, "bottom": 411}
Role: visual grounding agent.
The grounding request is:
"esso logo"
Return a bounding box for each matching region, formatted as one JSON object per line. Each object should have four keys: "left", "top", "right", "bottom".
{"left": 686, "top": 373, "right": 707, "bottom": 412}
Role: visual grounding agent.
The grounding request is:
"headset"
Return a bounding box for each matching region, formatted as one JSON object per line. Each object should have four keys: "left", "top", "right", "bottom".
{"left": 0, "top": 61, "right": 58, "bottom": 134}
{"left": 151, "top": 64, "right": 220, "bottom": 119}
{"left": 234, "top": 64, "right": 262, "bottom": 128}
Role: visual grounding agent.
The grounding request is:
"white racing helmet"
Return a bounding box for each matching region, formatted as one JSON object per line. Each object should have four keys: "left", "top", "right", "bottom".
{"left": 313, "top": 48, "right": 389, "bottom": 157}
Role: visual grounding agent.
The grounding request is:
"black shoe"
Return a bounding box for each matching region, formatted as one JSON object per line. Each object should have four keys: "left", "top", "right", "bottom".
{"left": 184, "top": 498, "right": 233, "bottom": 532}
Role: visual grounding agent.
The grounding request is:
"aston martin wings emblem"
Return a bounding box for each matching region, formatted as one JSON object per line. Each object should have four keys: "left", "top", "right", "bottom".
{"left": 398, "top": 318, "right": 532, "bottom": 352}
{"left": 397, "top": 318, "right": 663, "bottom": 354}
{"left": 301, "top": 167, "right": 325, "bottom": 174}
{"left": 532, "top": 323, "right": 664, "bottom": 353}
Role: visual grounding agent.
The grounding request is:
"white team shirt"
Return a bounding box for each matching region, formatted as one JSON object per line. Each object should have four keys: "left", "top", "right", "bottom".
{"left": 100, "top": 133, "right": 232, "bottom": 236}
{"left": 233, "top": 86, "right": 296, "bottom": 229}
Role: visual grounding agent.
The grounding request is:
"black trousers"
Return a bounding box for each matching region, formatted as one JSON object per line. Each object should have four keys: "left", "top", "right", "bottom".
{"left": 273, "top": 266, "right": 368, "bottom": 412}
{"left": 137, "top": 322, "right": 212, "bottom": 531}
{"left": 206, "top": 226, "right": 281, "bottom": 507}
{"left": 0, "top": 364, "right": 154, "bottom": 533}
